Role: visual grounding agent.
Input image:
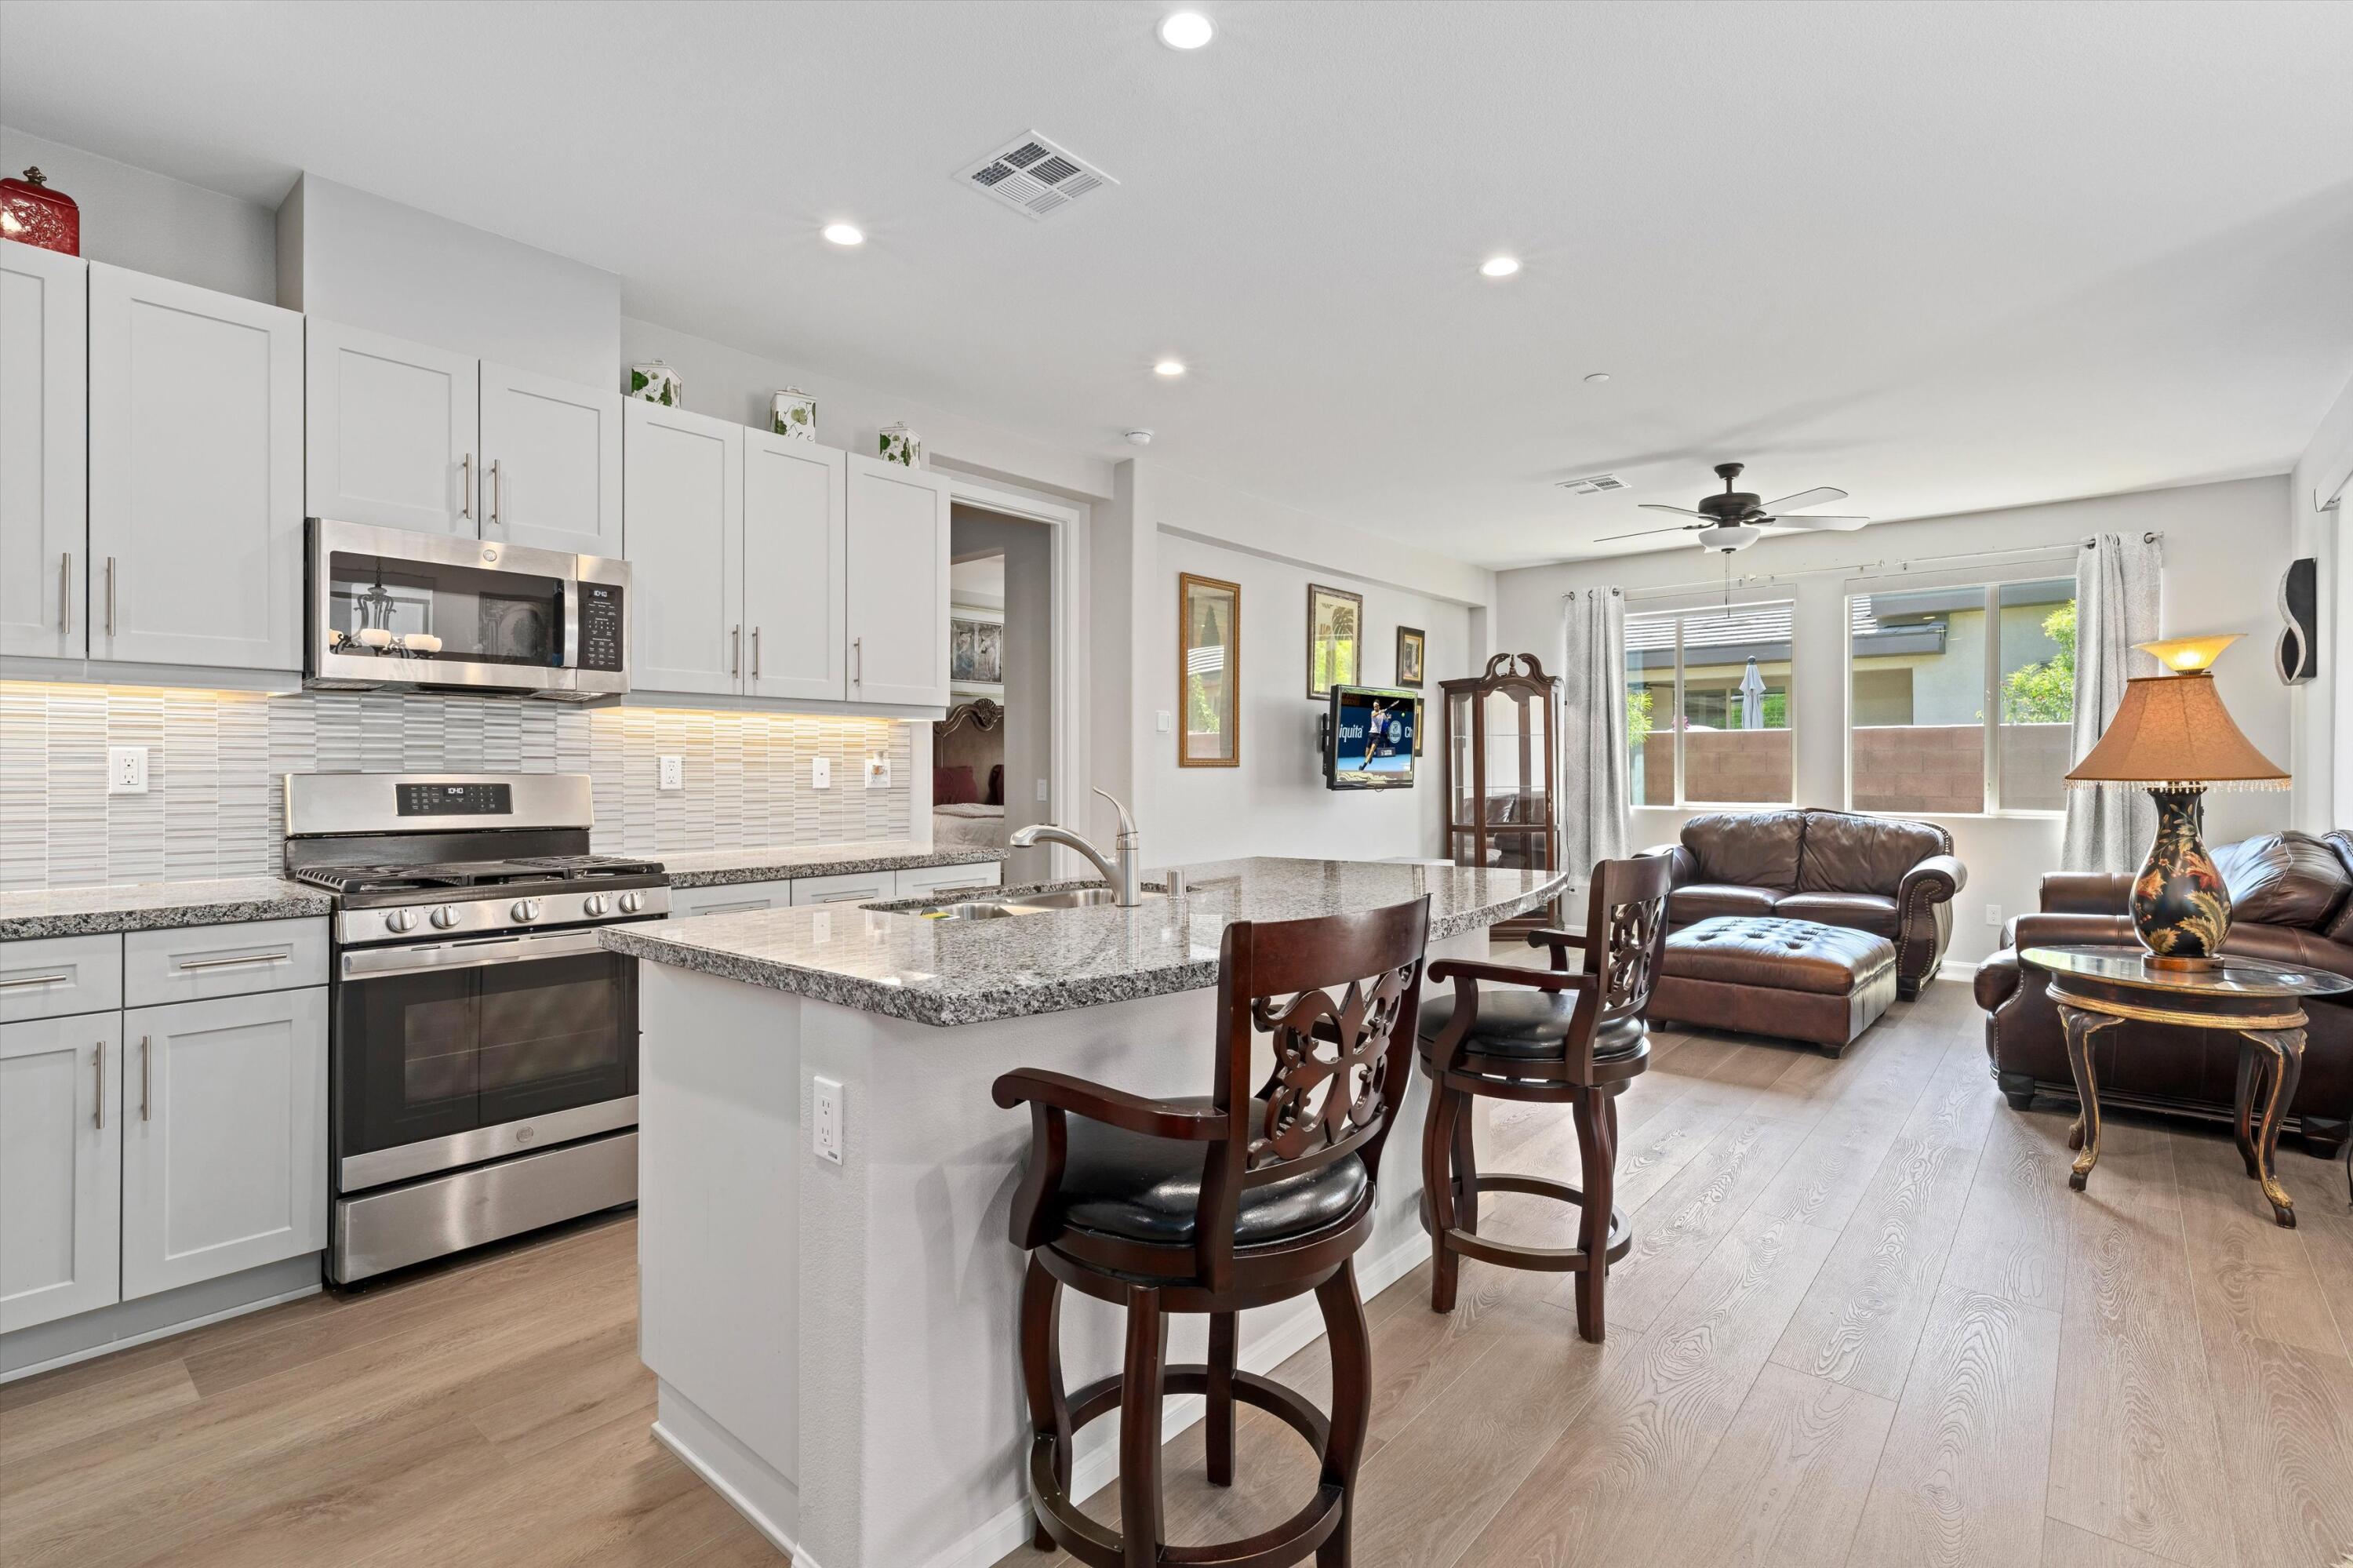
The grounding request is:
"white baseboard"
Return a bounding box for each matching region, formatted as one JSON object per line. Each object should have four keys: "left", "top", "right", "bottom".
{"left": 927, "top": 1226, "right": 1434, "bottom": 1568}
{"left": 653, "top": 1381, "right": 812, "bottom": 1566}
{"left": 0, "top": 1272, "right": 321, "bottom": 1384}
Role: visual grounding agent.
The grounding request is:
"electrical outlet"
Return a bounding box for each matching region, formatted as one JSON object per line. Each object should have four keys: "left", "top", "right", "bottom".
{"left": 812, "top": 1075, "right": 844, "bottom": 1165}
{"left": 1035, "top": 777, "right": 1049, "bottom": 803}
{"left": 657, "top": 755, "right": 684, "bottom": 791}
{"left": 108, "top": 746, "right": 149, "bottom": 795}
{"left": 1985, "top": 903, "right": 2003, "bottom": 928}
{"left": 810, "top": 757, "right": 831, "bottom": 790}
{"left": 865, "top": 755, "right": 890, "bottom": 789}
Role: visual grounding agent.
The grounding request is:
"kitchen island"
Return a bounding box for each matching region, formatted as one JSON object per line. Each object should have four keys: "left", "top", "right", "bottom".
{"left": 603, "top": 856, "right": 1567, "bottom": 1568}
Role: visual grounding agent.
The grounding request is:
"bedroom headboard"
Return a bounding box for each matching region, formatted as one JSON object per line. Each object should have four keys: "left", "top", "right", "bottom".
{"left": 936, "top": 698, "right": 1006, "bottom": 802}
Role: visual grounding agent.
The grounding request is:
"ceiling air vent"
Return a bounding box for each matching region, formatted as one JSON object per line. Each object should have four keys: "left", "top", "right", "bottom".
{"left": 1555, "top": 473, "right": 1627, "bottom": 496}
{"left": 958, "top": 131, "right": 1118, "bottom": 221}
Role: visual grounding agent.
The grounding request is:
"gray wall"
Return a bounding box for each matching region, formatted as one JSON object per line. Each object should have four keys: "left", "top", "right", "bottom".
{"left": 0, "top": 125, "right": 277, "bottom": 301}
{"left": 0, "top": 685, "right": 911, "bottom": 890}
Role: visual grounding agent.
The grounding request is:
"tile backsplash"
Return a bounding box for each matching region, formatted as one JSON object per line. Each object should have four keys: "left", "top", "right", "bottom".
{"left": 0, "top": 683, "right": 913, "bottom": 890}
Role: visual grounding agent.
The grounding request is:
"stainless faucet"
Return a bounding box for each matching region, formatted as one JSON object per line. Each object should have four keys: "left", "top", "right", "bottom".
{"left": 1012, "top": 789, "right": 1144, "bottom": 906}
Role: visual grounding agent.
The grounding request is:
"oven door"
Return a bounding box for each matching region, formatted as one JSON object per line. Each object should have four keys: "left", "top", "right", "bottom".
{"left": 334, "top": 926, "right": 642, "bottom": 1191}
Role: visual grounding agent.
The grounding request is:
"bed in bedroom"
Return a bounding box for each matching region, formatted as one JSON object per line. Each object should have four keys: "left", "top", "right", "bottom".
{"left": 933, "top": 697, "right": 1009, "bottom": 849}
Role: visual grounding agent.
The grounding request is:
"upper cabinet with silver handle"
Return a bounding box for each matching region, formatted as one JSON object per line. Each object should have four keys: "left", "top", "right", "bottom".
{"left": 2, "top": 238, "right": 89, "bottom": 661}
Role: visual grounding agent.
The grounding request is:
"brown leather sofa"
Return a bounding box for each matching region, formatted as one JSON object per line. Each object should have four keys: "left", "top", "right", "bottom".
{"left": 1643, "top": 808, "right": 1966, "bottom": 999}
{"left": 1975, "top": 830, "right": 2353, "bottom": 1158}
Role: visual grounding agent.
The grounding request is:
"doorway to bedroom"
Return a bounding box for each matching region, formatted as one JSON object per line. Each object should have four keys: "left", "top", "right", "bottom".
{"left": 944, "top": 504, "right": 1056, "bottom": 884}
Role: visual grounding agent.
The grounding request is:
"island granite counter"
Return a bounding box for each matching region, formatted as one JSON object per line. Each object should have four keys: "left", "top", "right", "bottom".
{"left": 606, "top": 857, "right": 1566, "bottom": 1568}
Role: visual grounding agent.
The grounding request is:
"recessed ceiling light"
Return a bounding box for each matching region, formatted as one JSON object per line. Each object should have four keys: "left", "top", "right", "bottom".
{"left": 1584, "top": 372, "right": 1611, "bottom": 384}
{"left": 1158, "top": 12, "right": 1214, "bottom": 49}
{"left": 1154, "top": 359, "right": 1187, "bottom": 377}
{"left": 1479, "top": 255, "right": 1521, "bottom": 278}
{"left": 821, "top": 223, "right": 864, "bottom": 246}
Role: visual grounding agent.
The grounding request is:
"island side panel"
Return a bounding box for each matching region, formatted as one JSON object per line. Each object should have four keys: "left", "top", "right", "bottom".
{"left": 638, "top": 963, "right": 805, "bottom": 1548}
{"left": 804, "top": 926, "right": 1489, "bottom": 1568}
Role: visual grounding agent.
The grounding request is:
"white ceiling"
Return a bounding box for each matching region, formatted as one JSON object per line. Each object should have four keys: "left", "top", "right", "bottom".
{"left": 7, "top": 1, "right": 2350, "bottom": 569}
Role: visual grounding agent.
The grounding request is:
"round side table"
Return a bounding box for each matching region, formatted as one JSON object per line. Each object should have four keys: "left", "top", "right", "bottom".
{"left": 2021, "top": 945, "right": 2351, "bottom": 1228}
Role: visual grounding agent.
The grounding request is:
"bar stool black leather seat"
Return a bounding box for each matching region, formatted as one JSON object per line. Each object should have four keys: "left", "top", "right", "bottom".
{"left": 995, "top": 897, "right": 1431, "bottom": 1568}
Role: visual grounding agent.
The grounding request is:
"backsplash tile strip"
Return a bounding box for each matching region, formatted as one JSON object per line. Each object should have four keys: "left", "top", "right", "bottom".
{"left": 0, "top": 683, "right": 914, "bottom": 890}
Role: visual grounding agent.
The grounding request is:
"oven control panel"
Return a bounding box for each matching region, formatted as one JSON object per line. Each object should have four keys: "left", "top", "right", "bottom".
{"left": 396, "top": 782, "right": 513, "bottom": 817}
{"left": 337, "top": 886, "right": 671, "bottom": 947}
{"left": 578, "top": 584, "right": 624, "bottom": 673}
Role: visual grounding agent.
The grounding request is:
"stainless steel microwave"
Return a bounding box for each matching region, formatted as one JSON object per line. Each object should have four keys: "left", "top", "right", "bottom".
{"left": 304, "top": 518, "right": 629, "bottom": 701}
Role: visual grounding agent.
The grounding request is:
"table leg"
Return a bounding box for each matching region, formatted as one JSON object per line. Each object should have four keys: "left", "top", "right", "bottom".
{"left": 2060, "top": 1005, "right": 2118, "bottom": 1191}
{"left": 2238, "top": 1029, "right": 2304, "bottom": 1228}
{"left": 2232, "top": 1048, "right": 2263, "bottom": 1178}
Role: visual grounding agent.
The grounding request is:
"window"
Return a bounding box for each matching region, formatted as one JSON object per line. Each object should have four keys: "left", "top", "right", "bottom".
{"left": 1625, "top": 602, "right": 1795, "bottom": 807}
{"left": 1846, "top": 577, "right": 2075, "bottom": 816}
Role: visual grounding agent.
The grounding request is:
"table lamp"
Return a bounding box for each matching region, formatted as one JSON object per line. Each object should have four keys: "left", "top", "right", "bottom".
{"left": 2063, "top": 634, "right": 2288, "bottom": 969}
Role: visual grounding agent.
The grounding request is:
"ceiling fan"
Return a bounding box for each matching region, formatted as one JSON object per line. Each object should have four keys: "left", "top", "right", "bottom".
{"left": 1598, "top": 462, "right": 1869, "bottom": 553}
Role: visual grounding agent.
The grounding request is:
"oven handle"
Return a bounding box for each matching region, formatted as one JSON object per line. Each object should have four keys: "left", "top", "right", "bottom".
{"left": 340, "top": 923, "right": 649, "bottom": 980}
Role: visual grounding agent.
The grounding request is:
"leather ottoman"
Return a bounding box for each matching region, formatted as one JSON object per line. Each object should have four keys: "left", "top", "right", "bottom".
{"left": 1649, "top": 915, "right": 1898, "bottom": 1057}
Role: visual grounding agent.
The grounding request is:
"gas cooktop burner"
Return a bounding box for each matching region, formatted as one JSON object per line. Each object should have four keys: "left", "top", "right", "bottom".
{"left": 294, "top": 853, "right": 664, "bottom": 897}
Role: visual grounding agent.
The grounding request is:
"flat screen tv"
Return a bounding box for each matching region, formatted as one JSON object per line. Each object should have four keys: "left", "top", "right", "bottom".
{"left": 1326, "top": 685, "right": 1418, "bottom": 791}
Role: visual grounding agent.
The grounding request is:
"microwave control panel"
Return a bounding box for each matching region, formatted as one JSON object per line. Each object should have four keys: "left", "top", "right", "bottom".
{"left": 579, "top": 584, "right": 624, "bottom": 672}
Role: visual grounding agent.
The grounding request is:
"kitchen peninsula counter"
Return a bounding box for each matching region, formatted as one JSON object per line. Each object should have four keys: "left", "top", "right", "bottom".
{"left": 613, "top": 855, "right": 1566, "bottom": 1568}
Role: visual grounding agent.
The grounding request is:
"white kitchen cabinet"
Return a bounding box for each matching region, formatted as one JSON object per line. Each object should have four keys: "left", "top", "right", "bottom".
{"left": 87, "top": 264, "right": 304, "bottom": 671}
{"left": 0, "top": 240, "right": 88, "bottom": 660}
{"left": 0, "top": 1015, "right": 122, "bottom": 1333}
{"left": 743, "top": 431, "right": 848, "bottom": 701}
{"left": 671, "top": 879, "right": 795, "bottom": 919}
{"left": 304, "top": 319, "right": 479, "bottom": 537}
{"left": 481, "top": 361, "right": 623, "bottom": 557}
{"left": 846, "top": 455, "right": 951, "bottom": 707}
{"left": 625, "top": 401, "right": 744, "bottom": 696}
{"left": 789, "top": 869, "right": 897, "bottom": 907}
{"left": 120, "top": 986, "right": 328, "bottom": 1301}
{"left": 893, "top": 862, "right": 1004, "bottom": 900}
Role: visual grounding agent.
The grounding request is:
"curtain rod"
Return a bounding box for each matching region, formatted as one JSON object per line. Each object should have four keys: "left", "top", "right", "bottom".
{"left": 1602, "top": 530, "right": 2162, "bottom": 602}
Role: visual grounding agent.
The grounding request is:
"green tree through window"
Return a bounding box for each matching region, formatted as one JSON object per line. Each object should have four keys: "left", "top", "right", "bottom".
{"left": 2002, "top": 602, "right": 2076, "bottom": 722}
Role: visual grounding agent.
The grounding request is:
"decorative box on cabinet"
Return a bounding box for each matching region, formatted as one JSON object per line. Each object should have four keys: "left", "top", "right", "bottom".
{"left": 0, "top": 238, "right": 89, "bottom": 660}
{"left": 87, "top": 263, "right": 304, "bottom": 672}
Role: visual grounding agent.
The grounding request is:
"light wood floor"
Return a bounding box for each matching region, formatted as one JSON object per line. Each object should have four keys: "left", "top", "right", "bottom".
{"left": 4, "top": 979, "right": 2348, "bottom": 1567}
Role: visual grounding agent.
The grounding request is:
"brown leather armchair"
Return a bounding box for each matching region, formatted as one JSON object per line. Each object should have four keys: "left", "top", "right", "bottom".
{"left": 1975, "top": 830, "right": 2353, "bottom": 1158}
{"left": 1642, "top": 808, "right": 1965, "bottom": 999}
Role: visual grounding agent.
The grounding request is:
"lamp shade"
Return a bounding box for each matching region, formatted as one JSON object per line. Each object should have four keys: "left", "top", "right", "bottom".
{"left": 2064, "top": 671, "right": 2288, "bottom": 790}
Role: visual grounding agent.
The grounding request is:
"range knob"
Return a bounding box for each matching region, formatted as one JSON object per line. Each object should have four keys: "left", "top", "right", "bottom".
{"left": 583, "top": 893, "right": 610, "bottom": 918}
{"left": 618, "top": 891, "right": 646, "bottom": 915}
{"left": 384, "top": 908, "right": 420, "bottom": 935}
{"left": 510, "top": 898, "right": 544, "bottom": 923}
{"left": 428, "top": 904, "right": 461, "bottom": 930}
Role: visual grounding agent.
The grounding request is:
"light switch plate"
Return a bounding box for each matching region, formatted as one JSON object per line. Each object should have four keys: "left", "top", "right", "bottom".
{"left": 811, "top": 757, "right": 831, "bottom": 790}
{"left": 1985, "top": 903, "right": 2003, "bottom": 928}
{"left": 1156, "top": 710, "right": 1173, "bottom": 733}
{"left": 108, "top": 746, "right": 149, "bottom": 795}
{"left": 865, "top": 755, "right": 891, "bottom": 789}
{"left": 812, "top": 1075, "right": 844, "bottom": 1165}
{"left": 1035, "top": 778, "right": 1050, "bottom": 802}
{"left": 657, "top": 755, "right": 684, "bottom": 791}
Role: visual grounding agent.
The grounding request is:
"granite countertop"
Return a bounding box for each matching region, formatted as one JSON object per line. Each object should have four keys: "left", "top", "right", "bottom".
{"left": 661, "top": 840, "right": 1008, "bottom": 889}
{"left": 602, "top": 856, "right": 1568, "bottom": 1027}
{"left": 0, "top": 877, "right": 335, "bottom": 940}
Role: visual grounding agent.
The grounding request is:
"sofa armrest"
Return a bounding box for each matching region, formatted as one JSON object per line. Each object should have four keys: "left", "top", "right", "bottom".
{"left": 1899, "top": 853, "right": 1966, "bottom": 907}
{"left": 2009, "top": 910, "right": 2135, "bottom": 950}
{"left": 2042, "top": 871, "right": 2132, "bottom": 915}
{"left": 1889, "top": 853, "right": 1966, "bottom": 995}
{"left": 1638, "top": 843, "right": 1696, "bottom": 886}
{"left": 1973, "top": 948, "right": 2022, "bottom": 1012}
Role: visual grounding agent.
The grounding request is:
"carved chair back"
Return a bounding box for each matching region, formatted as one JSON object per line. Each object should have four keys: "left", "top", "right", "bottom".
{"left": 1197, "top": 896, "right": 1431, "bottom": 1284}
{"left": 1558, "top": 854, "right": 1673, "bottom": 1074}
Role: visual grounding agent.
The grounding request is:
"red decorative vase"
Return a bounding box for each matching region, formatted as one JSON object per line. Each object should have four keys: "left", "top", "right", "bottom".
{"left": 1, "top": 167, "right": 80, "bottom": 256}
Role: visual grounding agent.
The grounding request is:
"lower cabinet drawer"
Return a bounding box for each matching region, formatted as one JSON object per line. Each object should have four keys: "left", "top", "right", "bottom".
{"left": 125, "top": 919, "right": 329, "bottom": 1008}
{"left": 1, "top": 933, "right": 125, "bottom": 1026}
{"left": 789, "top": 870, "right": 898, "bottom": 907}
{"left": 671, "top": 879, "right": 795, "bottom": 919}
{"left": 121, "top": 988, "right": 329, "bottom": 1301}
{"left": 893, "top": 862, "right": 1004, "bottom": 900}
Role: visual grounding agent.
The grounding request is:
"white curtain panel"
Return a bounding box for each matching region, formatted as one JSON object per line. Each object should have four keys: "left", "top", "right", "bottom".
{"left": 2061, "top": 531, "right": 2164, "bottom": 872}
{"left": 1559, "top": 587, "right": 1631, "bottom": 875}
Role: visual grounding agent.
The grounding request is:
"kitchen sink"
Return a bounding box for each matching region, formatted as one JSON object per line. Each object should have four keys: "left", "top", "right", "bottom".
{"left": 1005, "top": 886, "right": 1163, "bottom": 911}
{"left": 915, "top": 887, "right": 1166, "bottom": 922}
{"left": 918, "top": 900, "right": 1032, "bottom": 922}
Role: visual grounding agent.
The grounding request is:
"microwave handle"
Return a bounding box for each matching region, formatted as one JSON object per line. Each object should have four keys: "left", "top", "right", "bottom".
{"left": 562, "top": 575, "right": 581, "bottom": 673}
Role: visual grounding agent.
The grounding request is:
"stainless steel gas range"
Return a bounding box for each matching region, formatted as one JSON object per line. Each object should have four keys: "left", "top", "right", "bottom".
{"left": 282, "top": 773, "right": 667, "bottom": 1283}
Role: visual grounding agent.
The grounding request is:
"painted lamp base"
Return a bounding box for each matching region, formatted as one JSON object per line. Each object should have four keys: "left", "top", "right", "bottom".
{"left": 2130, "top": 787, "right": 2230, "bottom": 970}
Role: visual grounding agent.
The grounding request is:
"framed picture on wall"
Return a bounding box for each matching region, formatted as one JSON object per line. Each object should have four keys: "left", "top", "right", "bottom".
{"left": 950, "top": 604, "right": 1005, "bottom": 699}
{"left": 1395, "top": 625, "right": 1426, "bottom": 688}
{"left": 1306, "top": 583, "right": 1363, "bottom": 699}
{"left": 1178, "top": 573, "right": 1241, "bottom": 767}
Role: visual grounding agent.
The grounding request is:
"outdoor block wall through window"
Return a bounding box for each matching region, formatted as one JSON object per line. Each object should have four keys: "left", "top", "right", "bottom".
{"left": 1625, "top": 602, "right": 1795, "bottom": 807}
{"left": 1845, "top": 576, "right": 2075, "bottom": 816}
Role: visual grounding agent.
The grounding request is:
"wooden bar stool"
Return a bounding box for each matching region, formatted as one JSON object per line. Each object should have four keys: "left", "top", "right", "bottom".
{"left": 1417, "top": 855, "right": 1671, "bottom": 1342}
{"left": 993, "top": 897, "right": 1431, "bottom": 1568}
